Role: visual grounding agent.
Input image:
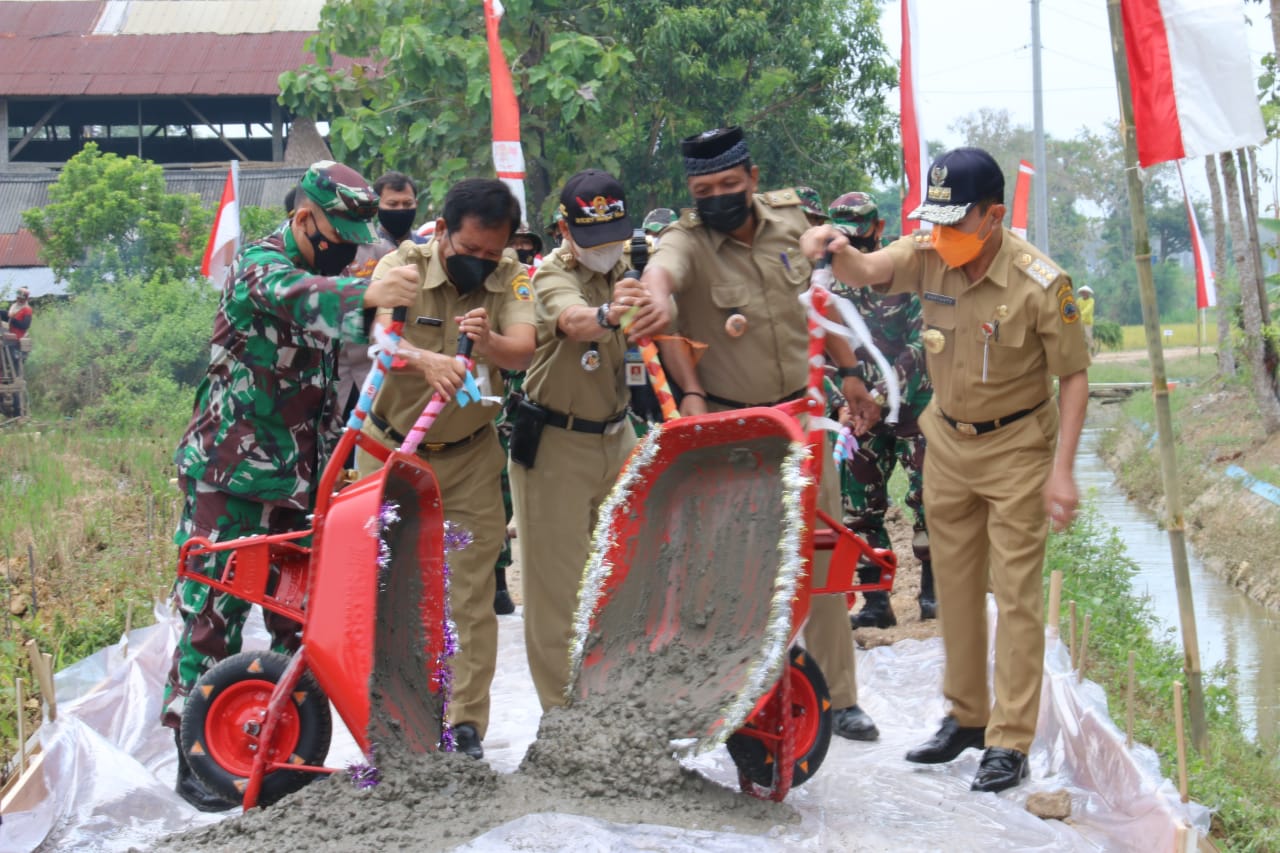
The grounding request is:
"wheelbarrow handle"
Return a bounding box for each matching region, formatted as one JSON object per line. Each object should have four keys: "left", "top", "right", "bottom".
{"left": 397, "top": 332, "right": 477, "bottom": 454}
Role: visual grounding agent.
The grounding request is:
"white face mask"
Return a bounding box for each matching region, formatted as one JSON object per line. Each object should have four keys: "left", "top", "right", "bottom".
{"left": 576, "top": 241, "right": 625, "bottom": 274}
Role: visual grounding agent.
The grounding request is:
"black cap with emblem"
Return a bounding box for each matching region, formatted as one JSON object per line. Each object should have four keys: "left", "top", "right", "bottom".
{"left": 680, "top": 126, "right": 751, "bottom": 177}
{"left": 908, "top": 147, "right": 1005, "bottom": 226}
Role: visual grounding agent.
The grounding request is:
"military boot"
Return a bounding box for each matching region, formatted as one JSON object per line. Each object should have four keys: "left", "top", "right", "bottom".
{"left": 918, "top": 560, "right": 937, "bottom": 620}
{"left": 494, "top": 565, "right": 515, "bottom": 615}
{"left": 850, "top": 563, "right": 896, "bottom": 629}
{"left": 173, "top": 728, "right": 237, "bottom": 812}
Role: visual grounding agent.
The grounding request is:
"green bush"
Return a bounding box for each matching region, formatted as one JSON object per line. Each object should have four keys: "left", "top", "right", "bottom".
{"left": 27, "top": 275, "right": 218, "bottom": 432}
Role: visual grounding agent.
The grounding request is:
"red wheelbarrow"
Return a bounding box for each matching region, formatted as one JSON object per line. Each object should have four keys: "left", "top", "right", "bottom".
{"left": 175, "top": 314, "right": 462, "bottom": 809}
{"left": 570, "top": 287, "right": 898, "bottom": 802}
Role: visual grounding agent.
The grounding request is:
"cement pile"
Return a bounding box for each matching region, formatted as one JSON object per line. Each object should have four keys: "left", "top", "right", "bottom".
{"left": 155, "top": 698, "right": 791, "bottom": 852}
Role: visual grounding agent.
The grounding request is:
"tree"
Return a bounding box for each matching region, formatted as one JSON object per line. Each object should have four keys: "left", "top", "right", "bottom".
{"left": 22, "top": 143, "right": 211, "bottom": 292}
{"left": 278, "top": 0, "right": 899, "bottom": 227}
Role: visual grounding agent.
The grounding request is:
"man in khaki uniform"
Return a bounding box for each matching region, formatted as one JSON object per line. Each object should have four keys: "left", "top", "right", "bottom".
{"left": 800, "top": 147, "right": 1090, "bottom": 793}
{"left": 510, "top": 169, "right": 648, "bottom": 710}
{"left": 358, "top": 178, "right": 536, "bottom": 760}
{"left": 634, "top": 126, "right": 883, "bottom": 742}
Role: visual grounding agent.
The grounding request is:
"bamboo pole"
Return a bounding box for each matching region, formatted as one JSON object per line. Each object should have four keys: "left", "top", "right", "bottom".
{"left": 1126, "top": 650, "right": 1136, "bottom": 748}
{"left": 25, "top": 639, "right": 56, "bottom": 722}
{"left": 1106, "top": 0, "right": 1208, "bottom": 753}
{"left": 1077, "top": 613, "right": 1092, "bottom": 683}
{"left": 1174, "top": 682, "right": 1190, "bottom": 803}
{"left": 1047, "top": 569, "right": 1063, "bottom": 635}
{"left": 15, "top": 677, "right": 25, "bottom": 774}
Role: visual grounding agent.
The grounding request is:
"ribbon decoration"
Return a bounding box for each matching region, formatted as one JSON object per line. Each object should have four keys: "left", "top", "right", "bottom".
{"left": 347, "top": 307, "right": 407, "bottom": 432}
{"left": 398, "top": 336, "right": 480, "bottom": 454}
{"left": 621, "top": 232, "right": 680, "bottom": 421}
{"left": 801, "top": 257, "right": 901, "bottom": 426}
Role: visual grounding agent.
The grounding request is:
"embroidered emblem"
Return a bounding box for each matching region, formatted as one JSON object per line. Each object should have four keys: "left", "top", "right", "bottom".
{"left": 1060, "top": 295, "right": 1079, "bottom": 323}
{"left": 511, "top": 272, "right": 533, "bottom": 301}
{"left": 927, "top": 165, "right": 951, "bottom": 201}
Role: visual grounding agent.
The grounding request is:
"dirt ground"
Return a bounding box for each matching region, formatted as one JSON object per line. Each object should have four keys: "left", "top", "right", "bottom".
{"left": 1091, "top": 345, "right": 1202, "bottom": 364}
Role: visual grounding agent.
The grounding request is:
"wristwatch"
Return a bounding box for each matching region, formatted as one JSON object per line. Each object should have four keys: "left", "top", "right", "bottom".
{"left": 836, "top": 365, "right": 865, "bottom": 380}
{"left": 596, "top": 303, "right": 620, "bottom": 330}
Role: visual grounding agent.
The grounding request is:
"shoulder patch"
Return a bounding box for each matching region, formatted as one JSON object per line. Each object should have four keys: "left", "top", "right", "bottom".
{"left": 761, "top": 188, "right": 802, "bottom": 208}
{"left": 1015, "top": 251, "right": 1064, "bottom": 289}
{"left": 678, "top": 207, "right": 701, "bottom": 227}
{"left": 511, "top": 271, "right": 533, "bottom": 301}
{"left": 911, "top": 229, "right": 935, "bottom": 251}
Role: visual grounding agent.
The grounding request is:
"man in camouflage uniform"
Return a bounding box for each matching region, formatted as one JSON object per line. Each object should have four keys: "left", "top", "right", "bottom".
{"left": 795, "top": 186, "right": 830, "bottom": 228}
{"left": 164, "top": 161, "right": 419, "bottom": 810}
{"left": 634, "top": 126, "right": 884, "bottom": 743}
{"left": 826, "top": 192, "right": 935, "bottom": 628}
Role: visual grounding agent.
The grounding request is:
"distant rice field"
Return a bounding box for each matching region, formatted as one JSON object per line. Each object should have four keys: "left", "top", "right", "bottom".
{"left": 1120, "top": 322, "right": 1217, "bottom": 349}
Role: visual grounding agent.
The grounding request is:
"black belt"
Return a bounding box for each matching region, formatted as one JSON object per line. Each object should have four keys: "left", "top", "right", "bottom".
{"left": 368, "top": 411, "right": 489, "bottom": 453}
{"left": 703, "top": 388, "right": 806, "bottom": 411}
{"left": 535, "top": 402, "right": 629, "bottom": 435}
{"left": 939, "top": 400, "right": 1047, "bottom": 436}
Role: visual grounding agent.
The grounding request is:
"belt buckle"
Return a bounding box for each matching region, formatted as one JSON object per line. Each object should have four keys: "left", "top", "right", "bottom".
{"left": 955, "top": 421, "right": 978, "bottom": 436}
{"left": 423, "top": 441, "right": 447, "bottom": 453}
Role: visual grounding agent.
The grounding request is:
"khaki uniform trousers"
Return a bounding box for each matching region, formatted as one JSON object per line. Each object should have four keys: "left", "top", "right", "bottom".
{"left": 919, "top": 399, "right": 1058, "bottom": 753}
{"left": 510, "top": 422, "right": 636, "bottom": 710}
{"left": 357, "top": 425, "right": 505, "bottom": 738}
{"left": 805, "top": 442, "right": 859, "bottom": 709}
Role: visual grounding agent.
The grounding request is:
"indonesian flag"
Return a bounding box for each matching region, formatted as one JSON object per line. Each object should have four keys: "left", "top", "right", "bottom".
{"left": 484, "top": 0, "right": 528, "bottom": 223}
{"left": 899, "top": 0, "right": 928, "bottom": 235}
{"left": 200, "top": 161, "right": 240, "bottom": 286}
{"left": 1176, "top": 162, "right": 1217, "bottom": 309}
{"left": 1011, "top": 160, "right": 1034, "bottom": 239}
{"left": 1121, "top": 0, "right": 1265, "bottom": 168}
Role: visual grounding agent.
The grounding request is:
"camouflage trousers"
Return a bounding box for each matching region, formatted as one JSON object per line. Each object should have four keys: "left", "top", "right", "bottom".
{"left": 161, "top": 476, "right": 309, "bottom": 730}
{"left": 841, "top": 419, "right": 931, "bottom": 562}
{"left": 495, "top": 425, "right": 514, "bottom": 573}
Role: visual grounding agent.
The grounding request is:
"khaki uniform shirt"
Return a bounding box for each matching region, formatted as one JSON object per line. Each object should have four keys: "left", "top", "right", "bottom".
{"left": 522, "top": 247, "right": 630, "bottom": 421}
{"left": 364, "top": 240, "right": 536, "bottom": 444}
{"left": 650, "top": 190, "right": 813, "bottom": 405}
{"left": 880, "top": 228, "right": 1091, "bottom": 423}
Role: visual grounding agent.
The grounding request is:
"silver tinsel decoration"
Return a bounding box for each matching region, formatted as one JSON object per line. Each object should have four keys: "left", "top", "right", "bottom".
{"left": 565, "top": 425, "right": 664, "bottom": 694}
{"left": 695, "top": 440, "right": 812, "bottom": 753}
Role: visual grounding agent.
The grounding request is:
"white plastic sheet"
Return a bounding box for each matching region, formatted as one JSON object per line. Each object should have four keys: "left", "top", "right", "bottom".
{"left": 4, "top": 599, "right": 1208, "bottom": 852}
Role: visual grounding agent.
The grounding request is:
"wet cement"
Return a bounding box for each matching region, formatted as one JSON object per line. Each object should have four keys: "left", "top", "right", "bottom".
{"left": 155, "top": 697, "right": 793, "bottom": 852}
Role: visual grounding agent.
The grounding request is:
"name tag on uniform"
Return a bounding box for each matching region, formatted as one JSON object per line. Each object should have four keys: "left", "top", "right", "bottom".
{"left": 625, "top": 348, "right": 646, "bottom": 386}
{"left": 416, "top": 315, "right": 443, "bottom": 326}
{"left": 923, "top": 291, "right": 956, "bottom": 306}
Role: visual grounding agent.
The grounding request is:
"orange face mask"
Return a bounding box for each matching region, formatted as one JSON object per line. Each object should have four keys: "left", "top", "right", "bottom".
{"left": 932, "top": 212, "right": 996, "bottom": 268}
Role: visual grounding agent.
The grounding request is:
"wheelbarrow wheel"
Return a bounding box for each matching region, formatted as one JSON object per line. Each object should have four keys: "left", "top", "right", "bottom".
{"left": 181, "top": 651, "right": 332, "bottom": 807}
{"left": 726, "top": 645, "right": 833, "bottom": 790}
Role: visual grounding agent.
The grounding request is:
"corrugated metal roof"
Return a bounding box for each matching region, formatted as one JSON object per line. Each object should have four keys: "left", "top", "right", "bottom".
{"left": 0, "top": 32, "right": 314, "bottom": 96}
{"left": 110, "top": 0, "right": 326, "bottom": 35}
{"left": 0, "top": 2, "right": 103, "bottom": 38}
{"left": 0, "top": 166, "right": 307, "bottom": 266}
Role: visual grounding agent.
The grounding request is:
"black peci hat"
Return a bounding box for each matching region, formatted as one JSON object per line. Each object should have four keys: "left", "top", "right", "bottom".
{"left": 680, "top": 126, "right": 751, "bottom": 177}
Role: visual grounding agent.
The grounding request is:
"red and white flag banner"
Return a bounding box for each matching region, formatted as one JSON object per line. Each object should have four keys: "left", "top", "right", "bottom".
{"left": 484, "top": 0, "right": 528, "bottom": 224}
{"left": 1176, "top": 162, "right": 1217, "bottom": 309}
{"left": 1121, "top": 0, "right": 1265, "bottom": 168}
{"left": 899, "top": 0, "right": 929, "bottom": 235}
{"left": 200, "top": 160, "right": 240, "bottom": 286}
{"left": 1011, "top": 159, "right": 1034, "bottom": 239}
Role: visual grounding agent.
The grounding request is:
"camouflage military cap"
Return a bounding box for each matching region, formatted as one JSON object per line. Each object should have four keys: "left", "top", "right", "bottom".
{"left": 795, "top": 186, "right": 829, "bottom": 221}
{"left": 642, "top": 208, "right": 677, "bottom": 234}
{"left": 298, "top": 160, "right": 380, "bottom": 244}
{"left": 828, "top": 191, "right": 880, "bottom": 237}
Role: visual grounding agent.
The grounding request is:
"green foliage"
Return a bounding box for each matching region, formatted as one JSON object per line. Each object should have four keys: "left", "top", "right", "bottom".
{"left": 1093, "top": 319, "right": 1124, "bottom": 351}
{"left": 279, "top": 0, "right": 899, "bottom": 226}
{"left": 21, "top": 143, "right": 211, "bottom": 293}
{"left": 240, "top": 205, "right": 286, "bottom": 243}
{"left": 26, "top": 275, "right": 218, "bottom": 433}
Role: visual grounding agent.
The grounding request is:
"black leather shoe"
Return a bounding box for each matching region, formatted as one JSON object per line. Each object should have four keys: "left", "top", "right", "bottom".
{"left": 174, "top": 732, "right": 237, "bottom": 812}
{"left": 970, "top": 747, "right": 1029, "bottom": 793}
{"left": 832, "top": 704, "right": 880, "bottom": 741}
{"left": 904, "top": 716, "right": 985, "bottom": 764}
{"left": 851, "top": 592, "right": 897, "bottom": 629}
{"left": 452, "top": 723, "right": 484, "bottom": 759}
{"left": 493, "top": 588, "right": 515, "bottom": 615}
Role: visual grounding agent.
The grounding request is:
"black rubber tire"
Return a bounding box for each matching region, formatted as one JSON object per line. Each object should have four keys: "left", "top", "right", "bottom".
{"left": 726, "top": 645, "right": 834, "bottom": 789}
{"left": 181, "top": 651, "right": 332, "bottom": 807}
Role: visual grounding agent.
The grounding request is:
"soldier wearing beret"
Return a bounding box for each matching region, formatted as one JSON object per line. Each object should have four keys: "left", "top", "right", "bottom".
{"left": 165, "top": 160, "right": 420, "bottom": 810}
{"left": 632, "top": 126, "right": 884, "bottom": 743}
{"left": 826, "top": 191, "right": 936, "bottom": 629}
{"left": 800, "top": 147, "right": 1091, "bottom": 793}
{"left": 509, "top": 169, "right": 648, "bottom": 711}
{"left": 357, "top": 178, "right": 537, "bottom": 760}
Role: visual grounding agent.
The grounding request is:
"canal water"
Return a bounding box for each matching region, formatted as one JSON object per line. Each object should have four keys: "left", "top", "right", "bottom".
{"left": 1077, "top": 427, "right": 1280, "bottom": 743}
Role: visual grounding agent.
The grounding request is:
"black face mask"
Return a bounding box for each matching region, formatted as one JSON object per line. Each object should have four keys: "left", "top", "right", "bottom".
{"left": 445, "top": 249, "right": 499, "bottom": 295}
{"left": 849, "top": 235, "right": 879, "bottom": 254}
{"left": 305, "top": 228, "right": 359, "bottom": 276}
{"left": 378, "top": 208, "right": 416, "bottom": 240}
{"left": 516, "top": 248, "right": 536, "bottom": 265}
{"left": 695, "top": 190, "right": 752, "bottom": 234}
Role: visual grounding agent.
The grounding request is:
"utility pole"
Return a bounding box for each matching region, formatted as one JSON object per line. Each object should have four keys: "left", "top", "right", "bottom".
{"left": 1106, "top": 0, "right": 1208, "bottom": 753}
{"left": 1031, "top": 0, "right": 1050, "bottom": 254}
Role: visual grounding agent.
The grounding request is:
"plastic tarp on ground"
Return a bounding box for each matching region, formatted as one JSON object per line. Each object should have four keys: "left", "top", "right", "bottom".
{"left": 3, "top": 600, "right": 1208, "bottom": 852}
